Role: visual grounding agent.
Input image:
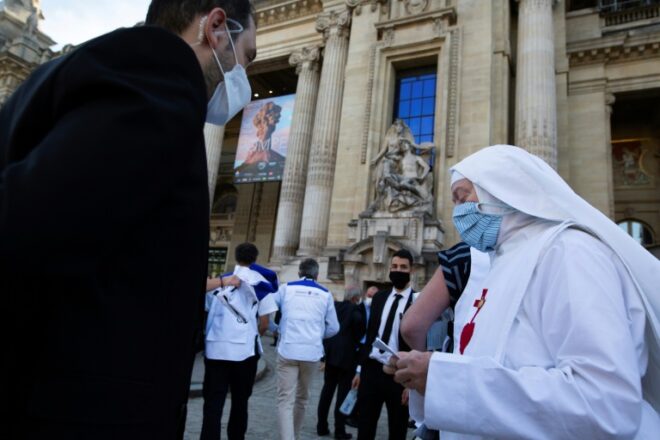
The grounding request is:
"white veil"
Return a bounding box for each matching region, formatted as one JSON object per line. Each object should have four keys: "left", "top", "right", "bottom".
{"left": 451, "top": 145, "right": 660, "bottom": 411}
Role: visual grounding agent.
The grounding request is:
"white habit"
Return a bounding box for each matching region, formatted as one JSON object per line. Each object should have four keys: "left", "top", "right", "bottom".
{"left": 411, "top": 145, "right": 660, "bottom": 439}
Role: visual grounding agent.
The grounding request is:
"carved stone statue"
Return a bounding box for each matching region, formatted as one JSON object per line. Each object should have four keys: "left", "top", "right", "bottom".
{"left": 5, "top": 0, "right": 40, "bottom": 13}
{"left": 24, "top": 5, "right": 38, "bottom": 36}
{"left": 365, "top": 119, "right": 435, "bottom": 216}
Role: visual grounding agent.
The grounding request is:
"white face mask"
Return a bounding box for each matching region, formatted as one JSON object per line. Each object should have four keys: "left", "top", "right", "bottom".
{"left": 204, "top": 18, "right": 252, "bottom": 126}
{"left": 364, "top": 297, "right": 373, "bottom": 307}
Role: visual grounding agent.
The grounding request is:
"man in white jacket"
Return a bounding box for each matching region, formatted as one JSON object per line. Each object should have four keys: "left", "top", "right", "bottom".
{"left": 201, "top": 243, "right": 278, "bottom": 440}
{"left": 271, "top": 258, "right": 340, "bottom": 440}
{"left": 389, "top": 145, "right": 660, "bottom": 439}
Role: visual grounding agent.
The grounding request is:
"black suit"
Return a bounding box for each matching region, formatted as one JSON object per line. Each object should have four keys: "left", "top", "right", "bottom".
{"left": 317, "top": 301, "right": 365, "bottom": 434}
{"left": 357, "top": 288, "right": 414, "bottom": 440}
{"left": 1, "top": 26, "right": 209, "bottom": 439}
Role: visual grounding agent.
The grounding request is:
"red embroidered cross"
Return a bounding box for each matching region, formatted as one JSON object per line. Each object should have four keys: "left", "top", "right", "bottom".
{"left": 459, "top": 288, "right": 489, "bottom": 355}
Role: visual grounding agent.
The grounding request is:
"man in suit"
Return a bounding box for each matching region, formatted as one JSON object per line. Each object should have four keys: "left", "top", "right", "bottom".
{"left": 317, "top": 286, "right": 366, "bottom": 439}
{"left": 1, "top": 1, "right": 257, "bottom": 439}
{"left": 352, "top": 249, "right": 416, "bottom": 440}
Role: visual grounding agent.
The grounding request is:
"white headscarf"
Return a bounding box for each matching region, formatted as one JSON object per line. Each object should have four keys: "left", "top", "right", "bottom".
{"left": 450, "top": 144, "right": 660, "bottom": 411}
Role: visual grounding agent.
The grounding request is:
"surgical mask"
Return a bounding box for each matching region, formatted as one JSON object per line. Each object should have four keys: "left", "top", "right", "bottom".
{"left": 364, "top": 297, "right": 373, "bottom": 307}
{"left": 203, "top": 18, "right": 252, "bottom": 126}
{"left": 452, "top": 202, "right": 513, "bottom": 252}
{"left": 389, "top": 271, "right": 410, "bottom": 290}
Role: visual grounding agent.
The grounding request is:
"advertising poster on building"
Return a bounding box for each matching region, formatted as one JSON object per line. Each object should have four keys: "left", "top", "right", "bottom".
{"left": 234, "top": 94, "right": 296, "bottom": 183}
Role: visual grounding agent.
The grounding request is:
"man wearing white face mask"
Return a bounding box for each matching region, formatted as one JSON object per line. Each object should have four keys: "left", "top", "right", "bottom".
{"left": 1, "top": 1, "right": 257, "bottom": 439}
{"left": 386, "top": 145, "right": 660, "bottom": 439}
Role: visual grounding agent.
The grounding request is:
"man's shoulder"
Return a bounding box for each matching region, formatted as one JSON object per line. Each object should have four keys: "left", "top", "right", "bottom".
{"left": 374, "top": 289, "right": 391, "bottom": 300}
{"left": 79, "top": 26, "right": 192, "bottom": 60}
{"left": 67, "top": 26, "right": 205, "bottom": 93}
{"left": 287, "top": 279, "right": 330, "bottom": 293}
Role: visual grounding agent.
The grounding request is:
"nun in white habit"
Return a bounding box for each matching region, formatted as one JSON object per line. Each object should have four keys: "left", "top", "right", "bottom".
{"left": 390, "top": 145, "right": 660, "bottom": 439}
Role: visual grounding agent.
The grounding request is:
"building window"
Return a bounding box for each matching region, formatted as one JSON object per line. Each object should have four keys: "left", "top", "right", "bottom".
{"left": 618, "top": 219, "right": 654, "bottom": 246}
{"left": 208, "top": 247, "right": 228, "bottom": 278}
{"left": 569, "top": 0, "right": 597, "bottom": 10}
{"left": 394, "top": 68, "right": 437, "bottom": 144}
{"left": 599, "top": 0, "right": 660, "bottom": 13}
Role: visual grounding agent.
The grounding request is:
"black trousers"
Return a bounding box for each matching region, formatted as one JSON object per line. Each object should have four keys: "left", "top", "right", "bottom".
{"left": 317, "top": 363, "right": 353, "bottom": 433}
{"left": 357, "top": 359, "right": 409, "bottom": 440}
{"left": 200, "top": 355, "right": 259, "bottom": 440}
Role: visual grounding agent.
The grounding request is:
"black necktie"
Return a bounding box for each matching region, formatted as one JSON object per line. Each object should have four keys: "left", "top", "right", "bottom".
{"left": 379, "top": 293, "right": 402, "bottom": 352}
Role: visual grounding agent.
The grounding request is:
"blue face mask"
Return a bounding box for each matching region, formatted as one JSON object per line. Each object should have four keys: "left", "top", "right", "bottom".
{"left": 452, "top": 202, "right": 510, "bottom": 252}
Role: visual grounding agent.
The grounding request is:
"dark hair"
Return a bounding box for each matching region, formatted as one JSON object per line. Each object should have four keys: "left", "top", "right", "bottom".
{"left": 392, "top": 249, "right": 414, "bottom": 266}
{"left": 298, "top": 258, "right": 319, "bottom": 280}
{"left": 235, "top": 242, "right": 258, "bottom": 265}
{"left": 145, "top": 0, "right": 256, "bottom": 35}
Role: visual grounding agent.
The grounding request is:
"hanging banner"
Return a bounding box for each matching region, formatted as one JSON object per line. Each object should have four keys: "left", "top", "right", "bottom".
{"left": 234, "top": 94, "right": 296, "bottom": 183}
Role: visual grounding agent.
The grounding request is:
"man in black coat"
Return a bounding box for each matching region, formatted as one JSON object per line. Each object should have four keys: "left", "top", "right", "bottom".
{"left": 317, "top": 286, "right": 366, "bottom": 439}
{"left": 352, "top": 249, "right": 417, "bottom": 440}
{"left": 0, "top": 1, "right": 256, "bottom": 439}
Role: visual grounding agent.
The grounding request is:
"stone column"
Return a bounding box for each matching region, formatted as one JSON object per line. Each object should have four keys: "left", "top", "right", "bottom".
{"left": 297, "top": 9, "right": 351, "bottom": 256}
{"left": 204, "top": 123, "right": 226, "bottom": 207}
{"left": 515, "top": 0, "right": 558, "bottom": 169}
{"left": 272, "top": 46, "right": 322, "bottom": 260}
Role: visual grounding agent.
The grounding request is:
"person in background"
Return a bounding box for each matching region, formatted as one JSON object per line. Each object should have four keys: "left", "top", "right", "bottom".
{"left": 398, "top": 242, "right": 490, "bottom": 440}
{"left": 345, "top": 285, "right": 378, "bottom": 428}
{"left": 272, "top": 259, "right": 340, "bottom": 440}
{"left": 201, "top": 243, "right": 278, "bottom": 440}
{"left": 352, "top": 250, "right": 417, "bottom": 440}
{"left": 1, "top": 1, "right": 257, "bottom": 438}
{"left": 317, "top": 286, "right": 366, "bottom": 439}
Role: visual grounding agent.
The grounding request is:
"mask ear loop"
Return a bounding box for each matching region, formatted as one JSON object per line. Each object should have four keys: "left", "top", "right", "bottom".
{"left": 209, "top": 18, "right": 245, "bottom": 76}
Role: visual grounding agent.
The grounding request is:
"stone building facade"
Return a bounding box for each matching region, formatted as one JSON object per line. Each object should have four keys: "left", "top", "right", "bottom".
{"left": 3, "top": 0, "right": 660, "bottom": 294}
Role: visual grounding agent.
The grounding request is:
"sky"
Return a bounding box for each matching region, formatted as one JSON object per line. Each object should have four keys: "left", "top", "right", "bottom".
{"left": 40, "top": 0, "right": 152, "bottom": 49}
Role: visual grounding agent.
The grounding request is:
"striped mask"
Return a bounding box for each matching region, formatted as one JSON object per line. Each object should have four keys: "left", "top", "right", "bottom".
{"left": 452, "top": 202, "right": 511, "bottom": 252}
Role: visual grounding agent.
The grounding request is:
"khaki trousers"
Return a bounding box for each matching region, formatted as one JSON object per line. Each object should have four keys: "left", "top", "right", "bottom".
{"left": 276, "top": 354, "right": 318, "bottom": 440}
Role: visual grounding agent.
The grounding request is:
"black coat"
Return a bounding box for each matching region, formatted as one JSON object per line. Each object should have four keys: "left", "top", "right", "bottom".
{"left": 0, "top": 26, "right": 209, "bottom": 439}
{"left": 323, "top": 301, "right": 365, "bottom": 371}
{"left": 357, "top": 288, "right": 415, "bottom": 367}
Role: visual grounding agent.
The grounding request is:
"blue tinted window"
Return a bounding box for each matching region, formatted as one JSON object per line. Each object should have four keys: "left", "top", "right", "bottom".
{"left": 422, "top": 97, "right": 435, "bottom": 115}
{"left": 409, "top": 118, "right": 421, "bottom": 133}
{"left": 411, "top": 100, "right": 422, "bottom": 117}
{"left": 399, "top": 101, "right": 410, "bottom": 118}
{"left": 423, "top": 79, "right": 436, "bottom": 97}
{"left": 421, "top": 117, "right": 434, "bottom": 135}
{"left": 394, "top": 68, "right": 437, "bottom": 146}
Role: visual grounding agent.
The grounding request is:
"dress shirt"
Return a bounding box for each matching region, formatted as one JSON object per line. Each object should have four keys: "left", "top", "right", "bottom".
{"left": 369, "top": 286, "right": 413, "bottom": 365}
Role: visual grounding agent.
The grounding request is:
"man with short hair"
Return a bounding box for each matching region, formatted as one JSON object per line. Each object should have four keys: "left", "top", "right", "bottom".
{"left": 353, "top": 249, "right": 417, "bottom": 440}
{"left": 201, "top": 242, "right": 278, "bottom": 440}
{"left": 317, "top": 286, "right": 365, "bottom": 439}
{"left": 1, "top": 1, "right": 257, "bottom": 438}
{"left": 272, "top": 259, "right": 340, "bottom": 440}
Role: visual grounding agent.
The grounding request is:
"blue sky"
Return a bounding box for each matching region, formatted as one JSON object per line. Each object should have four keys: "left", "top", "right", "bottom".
{"left": 41, "top": 0, "right": 151, "bottom": 49}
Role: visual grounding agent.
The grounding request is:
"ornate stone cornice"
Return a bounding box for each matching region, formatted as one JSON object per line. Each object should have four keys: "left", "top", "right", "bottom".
{"left": 568, "top": 35, "right": 660, "bottom": 66}
{"left": 289, "top": 45, "right": 321, "bottom": 74}
{"left": 345, "top": 0, "right": 388, "bottom": 16}
{"left": 256, "top": 0, "right": 323, "bottom": 27}
{"left": 374, "top": 6, "right": 456, "bottom": 33}
{"left": 373, "top": 6, "right": 456, "bottom": 46}
{"left": 316, "top": 9, "right": 352, "bottom": 40}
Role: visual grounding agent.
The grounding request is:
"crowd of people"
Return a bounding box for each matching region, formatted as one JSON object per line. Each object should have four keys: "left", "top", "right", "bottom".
{"left": 2, "top": 0, "right": 659, "bottom": 439}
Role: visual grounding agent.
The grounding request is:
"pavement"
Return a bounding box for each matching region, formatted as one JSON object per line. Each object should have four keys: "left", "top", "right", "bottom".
{"left": 184, "top": 334, "right": 414, "bottom": 439}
